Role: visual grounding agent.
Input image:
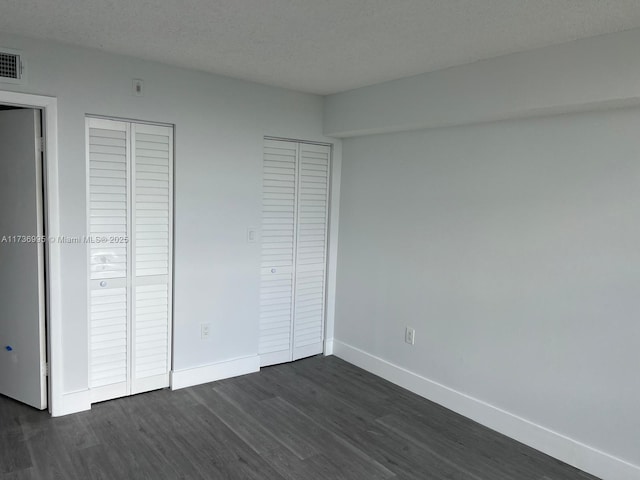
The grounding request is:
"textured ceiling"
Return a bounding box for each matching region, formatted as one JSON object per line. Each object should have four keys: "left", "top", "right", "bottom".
{"left": 2, "top": 1, "right": 640, "bottom": 94}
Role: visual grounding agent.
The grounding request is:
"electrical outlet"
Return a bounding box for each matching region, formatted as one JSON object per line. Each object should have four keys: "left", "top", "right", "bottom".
{"left": 405, "top": 327, "right": 415, "bottom": 345}
{"left": 201, "top": 323, "right": 211, "bottom": 340}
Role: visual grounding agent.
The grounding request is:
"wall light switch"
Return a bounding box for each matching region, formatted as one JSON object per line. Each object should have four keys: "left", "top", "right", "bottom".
{"left": 133, "top": 78, "right": 144, "bottom": 96}
{"left": 247, "top": 227, "right": 258, "bottom": 243}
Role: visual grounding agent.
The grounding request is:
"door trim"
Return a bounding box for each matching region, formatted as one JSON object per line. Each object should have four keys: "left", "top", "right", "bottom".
{"left": 0, "top": 90, "right": 62, "bottom": 416}
{"left": 264, "top": 135, "right": 332, "bottom": 147}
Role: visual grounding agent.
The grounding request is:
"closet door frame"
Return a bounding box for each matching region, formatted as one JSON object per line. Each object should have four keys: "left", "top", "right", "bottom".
{"left": 86, "top": 115, "right": 175, "bottom": 402}
{"left": 262, "top": 136, "right": 333, "bottom": 365}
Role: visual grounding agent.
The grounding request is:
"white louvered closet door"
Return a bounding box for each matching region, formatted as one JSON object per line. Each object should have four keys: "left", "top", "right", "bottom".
{"left": 86, "top": 118, "right": 173, "bottom": 404}
{"left": 259, "top": 139, "right": 331, "bottom": 367}
{"left": 292, "top": 143, "right": 330, "bottom": 360}
{"left": 131, "top": 123, "right": 173, "bottom": 395}
{"left": 87, "top": 118, "right": 130, "bottom": 403}
{"left": 259, "top": 140, "right": 298, "bottom": 367}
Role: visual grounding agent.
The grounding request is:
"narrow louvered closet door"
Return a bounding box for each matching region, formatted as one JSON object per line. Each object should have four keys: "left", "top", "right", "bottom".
{"left": 87, "top": 118, "right": 130, "bottom": 403}
{"left": 131, "top": 123, "right": 173, "bottom": 394}
{"left": 292, "top": 143, "right": 330, "bottom": 360}
{"left": 87, "top": 118, "right": 173, "bottom": 403}
{"left": 259, "top": 139, "right": 298, "bottom": 366}
{"left": 259, "top": 139, "right": 331, "bottom": 367}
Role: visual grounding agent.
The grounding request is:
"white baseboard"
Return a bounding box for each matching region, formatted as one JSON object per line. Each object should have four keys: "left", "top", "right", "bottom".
{"left": 170, "top": 355, "right": 260, "bottom": 390}
{"left": 324, "top": 339, "right": 334, "bottom": 355}
{"left": 52, "top": 389, "right": 91, "bottom": 417}
{"left": 333, "top": 340, "right": 640, "bottom": 480}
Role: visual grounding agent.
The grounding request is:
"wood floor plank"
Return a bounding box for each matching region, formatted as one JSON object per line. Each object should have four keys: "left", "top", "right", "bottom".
{"left": 0, "top": 468, "right": 36, "bottom": 480}
{"left": 212, "top": 375, "right": 394, "bottom": 479}
{"left": 387, "top": 407, "right": 595, "bottom": 480}
{"left": 292, "top": 356, "right": 600, "bottom": 480}
{"left": 189, "top": 386, "right": 292, "bottom": 456}
{"left": 87, "top": 400, "right": 184, "bottom": 480}
{"left": 0, "top": 356, "right": 600, "bottom": 480}
{"left": 213, "top": 382, "right": 321, "bottom": 460}
{"left": 262, "top": 396, "right": 395, "bottom": 480}
{"left": 248, "top": 366, "right": 473, "bottom": 479}
{"left": 0, "top": 426, "right": 31, "bottom": 475}
{"left": 190, "top": 386, "right": 354, "bottom": 480}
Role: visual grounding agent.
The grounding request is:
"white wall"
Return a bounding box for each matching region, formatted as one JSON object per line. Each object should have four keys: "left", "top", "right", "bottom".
{"left": 325, "top": 27, "right": 640, "bottom": 480}
{"left": 324, "top": 28, "right": 640, "bottom": 137}
{"left": 0, "top": 34, "right": 340, "bottom": 410}
{"left": 334, "top": 108, "right": 640, "bottom": 479}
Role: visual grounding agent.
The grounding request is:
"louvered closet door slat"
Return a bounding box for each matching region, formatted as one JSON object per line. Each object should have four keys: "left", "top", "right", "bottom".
{"left": 293, "top": 143, "right": 330, "bottom": 361}
{"left": 259, "top": 139, "right": 297, "bottom": 366}
{"left": 131, "top": 123, "right": 173, "bottom": 395}
{"left": 87, "top": 118, "right": 130, "bottom": 403}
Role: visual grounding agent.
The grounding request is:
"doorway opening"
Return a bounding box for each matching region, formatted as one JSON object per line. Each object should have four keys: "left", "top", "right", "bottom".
{"left": 0, "top": 91, "right": 61, "bottom": 416}
{"left": 0, "top": 104, "right": 49, "bottom": 411}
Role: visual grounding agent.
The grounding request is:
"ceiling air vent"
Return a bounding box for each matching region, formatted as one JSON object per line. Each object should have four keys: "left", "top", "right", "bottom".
{"left": 0, "top": 50, "right": 23, "bottom": 83}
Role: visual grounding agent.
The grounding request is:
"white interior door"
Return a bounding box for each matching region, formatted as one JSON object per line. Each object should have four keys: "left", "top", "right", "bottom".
{"left": 87, "top": 118, "right": 130, "bottom": 403}
{"left": 131, "top": 123, "right": 173, "bottom": 394}
{"left": 292, "top": 143, "right": 330, "bottom": 360}
{"left": 259, "top": 140, "right": 298, "bottom": 366}
{"left": 87, "top": 117, "right": 172, "bottom": 403}
{"left": 0, "top": 108, "right": 47, "bottom": 410}
{"left": 259, "top": 139, "right": 331, "bottom": 367}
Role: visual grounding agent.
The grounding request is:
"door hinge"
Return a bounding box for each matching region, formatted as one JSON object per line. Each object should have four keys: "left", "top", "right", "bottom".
{"left": 44, "top": 362, "right": 49, "bottom": 377}
{"left": 39, "top": 137, "right": 45, "bottom": 153}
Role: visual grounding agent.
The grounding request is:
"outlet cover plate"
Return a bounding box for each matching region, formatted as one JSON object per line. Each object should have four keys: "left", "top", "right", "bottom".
{"left": 405, "top": 327, "right": 415, "bottom": 345}
{"left": 201, "top": 323, "right": 211, "bottom": 340}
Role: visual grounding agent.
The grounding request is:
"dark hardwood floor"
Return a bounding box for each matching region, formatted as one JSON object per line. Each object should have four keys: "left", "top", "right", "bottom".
{"left": 1, "top": 355, "right": 599, "bottom": 479}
